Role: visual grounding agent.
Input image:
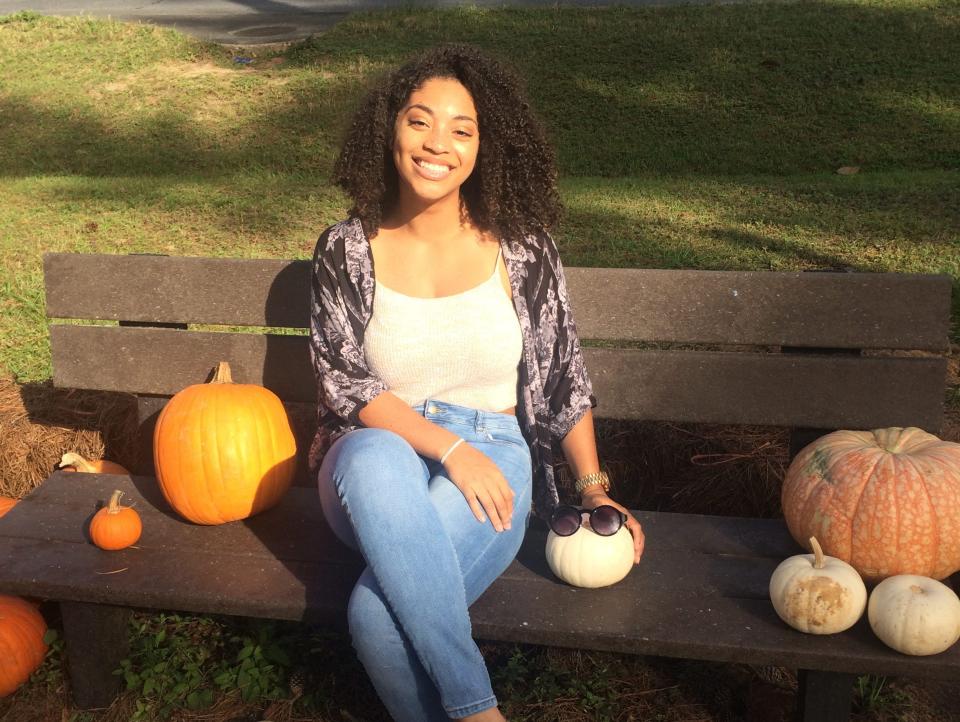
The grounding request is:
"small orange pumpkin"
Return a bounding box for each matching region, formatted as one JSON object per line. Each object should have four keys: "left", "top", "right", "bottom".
{"left": 59, "top": 453, "right": 129, "bottom": 475}
{"left": 89, "top": 490, "right": 142, "bottom": 550}
{"left": 0, "top": 594, "right": 48, "bottom": 697}
{"left": 0, "top": 498, "right": 17, "bottom": 519}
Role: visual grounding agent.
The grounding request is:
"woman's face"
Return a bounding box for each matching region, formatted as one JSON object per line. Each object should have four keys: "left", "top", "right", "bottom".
{"left": 392, "top": 76, "right": 480, "bottom": 208}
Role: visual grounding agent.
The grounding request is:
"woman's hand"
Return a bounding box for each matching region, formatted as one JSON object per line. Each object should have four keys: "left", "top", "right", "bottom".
{"left": 581, "top": 490, "right": 645, "bottom": 564}
{"left": 443, "top": 443, "right": 515, "bottom": 533}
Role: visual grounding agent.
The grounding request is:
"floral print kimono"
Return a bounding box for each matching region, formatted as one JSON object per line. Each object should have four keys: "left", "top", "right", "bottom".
{"left": 307, "top": 217, "right": 597, "bottom": 522}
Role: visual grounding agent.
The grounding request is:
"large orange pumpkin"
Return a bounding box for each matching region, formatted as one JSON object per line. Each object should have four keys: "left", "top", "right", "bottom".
{"left": 0, "top": 595, "right": 47, "bottom": 697}
{"left": 0, "top": 497, "right": 17, "bottom": 519}
{"left": 153, "top": 361, "right": 296, "bottom": 525}
{"left": 782, "top": 427, "right": 960, "bottom": 583}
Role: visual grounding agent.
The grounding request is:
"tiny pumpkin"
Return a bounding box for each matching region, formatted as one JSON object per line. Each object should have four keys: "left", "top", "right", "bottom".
{"left": 0, "top": 497, "right": 17, "bottom": 519}
{"left": 59, "top": 453, "right": 129, "bottom": 475}
{"left": 769, "top": 537, "right": 867, "bottom": 634}
{"left": 89, "top": 490, "right": 142, "bottom": 551}
{"left": 0, "top": 594, "right": 48, "bottom": 697}
{"left": 868, "top": 575, "right": 960, "bottom": 656}
{"left": 545, "top": 521, "right": 635, "bottom": 588}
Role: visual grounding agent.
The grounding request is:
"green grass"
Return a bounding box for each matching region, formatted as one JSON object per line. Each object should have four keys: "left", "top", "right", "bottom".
{"left": 1, "top": 1, "right": 958, "bottom": 382}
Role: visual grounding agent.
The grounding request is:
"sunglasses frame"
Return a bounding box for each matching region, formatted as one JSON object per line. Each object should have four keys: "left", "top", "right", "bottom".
{"left": 549, "top": 504, "right": 628, "bottom": 537}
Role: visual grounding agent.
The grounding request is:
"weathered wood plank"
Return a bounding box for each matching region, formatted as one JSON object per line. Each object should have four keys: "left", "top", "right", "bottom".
{"left": 44, "top": 254, "right": 951, "bottom": 350}
{"left": 0, "top": 472, "right": 355, "bottom": 564}
{"left": 50, "top": 326, "right": 946, "bottom": 430}
{"left": 44, "top": 253, "right": 312, "bottom": 328}
{"left": 797, "top": 670, "right": 855, "bottom": 722}
{"left": 60, "top": 602, "right": 130, "bottom": 709}
{"left": 468, "top": 577, "right": 960, "bottom": 680}
{"left": 0, "top": 473, "right": 797, "bottom": 562}
{"left": 2, "top": 474, "right": 959, "bottom": 680}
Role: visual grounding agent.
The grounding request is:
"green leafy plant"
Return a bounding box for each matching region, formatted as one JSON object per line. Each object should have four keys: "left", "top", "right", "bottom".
{"left": 27, "top": 628, "right": 65, "bottom": 691}
{"left": 853, "top": 674, "right": 910, "bottom": 716}
{"left": 115, "top": 613, "right": 222, "bottom": 720}
{"left": 113, "top": 613, "right": 308, "bottom": 719}
{"left": 212, "top": 621, "right": 290, "bottom": 703}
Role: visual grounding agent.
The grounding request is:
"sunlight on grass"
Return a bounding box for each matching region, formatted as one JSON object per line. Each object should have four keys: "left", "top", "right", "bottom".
{"left": 1, "top": 2, "right": 958, "bottom": 382}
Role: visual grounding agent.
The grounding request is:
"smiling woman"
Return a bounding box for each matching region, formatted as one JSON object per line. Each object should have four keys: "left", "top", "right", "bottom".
{"left": 308, "top": 43, "right": 645, "bottom": 722}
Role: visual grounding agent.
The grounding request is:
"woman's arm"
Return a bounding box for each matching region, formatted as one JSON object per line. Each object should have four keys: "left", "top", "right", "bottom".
{"left": 358, "top": 391, "right": 463, "bottom": 462}
{"left": 560, "top": 410, "right": 645, "bottom": 563}
{"left": 358, "top": 392, "right": 516, "bottom": 533}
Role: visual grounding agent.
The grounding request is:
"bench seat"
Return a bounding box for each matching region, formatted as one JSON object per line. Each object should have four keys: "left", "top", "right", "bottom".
{"left": 3, "top": 472, "right": 956, "bottom": 691}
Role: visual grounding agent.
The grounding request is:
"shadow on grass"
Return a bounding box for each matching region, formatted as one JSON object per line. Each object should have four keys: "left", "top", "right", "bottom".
{"left": 0, "top": 2, "right": 957, "bottom": 179}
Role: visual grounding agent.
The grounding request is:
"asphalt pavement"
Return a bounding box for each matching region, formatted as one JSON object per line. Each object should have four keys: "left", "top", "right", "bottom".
{"left": 0, "top": 0, "right": 734, "bottom": 45}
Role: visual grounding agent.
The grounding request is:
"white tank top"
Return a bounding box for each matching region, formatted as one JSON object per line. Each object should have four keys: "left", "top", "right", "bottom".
{"left": 364, "top": 245, "right": 523, "bottom": 410}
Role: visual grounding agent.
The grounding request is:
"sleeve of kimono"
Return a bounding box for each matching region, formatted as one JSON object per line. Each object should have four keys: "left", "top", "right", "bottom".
{"left": 309, "top": 224, "right": 388, "bottom": 426}
{"left": 536, "top": 230, "right": 599, "bottom": 440}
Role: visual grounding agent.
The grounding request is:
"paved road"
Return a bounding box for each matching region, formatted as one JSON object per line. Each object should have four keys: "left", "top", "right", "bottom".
{"left": 0, "top": 0, "right": 732, "bottom": 45}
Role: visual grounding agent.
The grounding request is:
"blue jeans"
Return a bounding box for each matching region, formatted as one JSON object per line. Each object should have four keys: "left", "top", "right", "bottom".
{"left": 317, "top": 399, "right": 533, "bottom": 721}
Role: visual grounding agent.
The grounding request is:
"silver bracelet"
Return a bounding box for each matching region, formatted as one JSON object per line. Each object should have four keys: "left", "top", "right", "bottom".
{"left": 440, "top": 438, "right": 465, "bottom": 465}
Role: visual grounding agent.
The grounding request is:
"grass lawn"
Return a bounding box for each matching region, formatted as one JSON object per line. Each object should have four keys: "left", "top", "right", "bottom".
{"left": 1, "top": 1, "right": 959, "bottom": 720}
{"left": 1, "top": 1, "right": 958, "bottom": 382}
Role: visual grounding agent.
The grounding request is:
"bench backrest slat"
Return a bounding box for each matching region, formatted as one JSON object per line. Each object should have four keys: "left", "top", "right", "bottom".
{"left": 44, "top": 254, "right": 951, "bottom": 350}
{"left": 49, "top": 326, "right": 946, "bottom": 432}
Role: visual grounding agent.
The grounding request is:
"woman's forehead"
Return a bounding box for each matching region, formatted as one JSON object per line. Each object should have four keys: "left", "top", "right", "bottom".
{"left": 403, "top": 77, "right": 477, "bottom": 120}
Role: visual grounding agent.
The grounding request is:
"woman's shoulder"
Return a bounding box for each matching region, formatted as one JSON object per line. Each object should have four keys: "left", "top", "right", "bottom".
{"left": 505, "top": 226, "right": 561, "bottom": 270}
{"left": 312, "top": 218, "right": 371, "bottom": 269}
{"left": 315, "top": 217, "right": 365, "bottom": 253}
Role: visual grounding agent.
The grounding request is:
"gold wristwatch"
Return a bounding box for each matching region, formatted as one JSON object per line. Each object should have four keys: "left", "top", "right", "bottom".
{"left": 574, "top": 471, "right": 611, "bottom": 495}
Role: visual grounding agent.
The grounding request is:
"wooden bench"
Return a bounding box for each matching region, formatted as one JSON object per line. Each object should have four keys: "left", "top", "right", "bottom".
{"left": 0, "top": 252, "right": 955, "bottom": 721}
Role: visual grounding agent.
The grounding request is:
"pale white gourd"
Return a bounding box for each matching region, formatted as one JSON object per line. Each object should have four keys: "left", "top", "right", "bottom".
{"left": 769, "top": 537, "right": 867, "bottom": 634}
{"left": 545, "top": 522, "right": 634, "bottom": 588}
{"left": 868, "top": 575, "right": 960, "bottom": 656}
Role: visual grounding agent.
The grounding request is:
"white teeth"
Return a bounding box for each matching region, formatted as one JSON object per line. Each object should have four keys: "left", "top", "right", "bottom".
{"left": 417, "top": 159, "right": 450, "bottom": 173}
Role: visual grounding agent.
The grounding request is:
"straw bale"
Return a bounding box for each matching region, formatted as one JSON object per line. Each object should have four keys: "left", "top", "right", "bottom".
{"left": 0, "top": 376, "right": 138, "bottom": 499}
{"left": 555, "top": 419, "right": 790, "bottom": 518}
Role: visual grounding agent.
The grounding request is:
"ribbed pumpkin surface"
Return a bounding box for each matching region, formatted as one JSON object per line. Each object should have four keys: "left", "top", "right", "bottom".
{"left": 153, "top": 364, "right": 296, "bottom": 525}
{"left": 0, "top": 595, "right": 47, "bottom": 697}
{"left": 782, "top": 427, "right": 960, "bottom": 583}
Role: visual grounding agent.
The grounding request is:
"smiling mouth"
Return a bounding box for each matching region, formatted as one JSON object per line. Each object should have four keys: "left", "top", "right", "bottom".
{"left": 414, "top": 158, "right": 453, "bottom": 179}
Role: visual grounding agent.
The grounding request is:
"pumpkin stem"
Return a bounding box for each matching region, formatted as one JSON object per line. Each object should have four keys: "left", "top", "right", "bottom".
{"left": 59, "top": 452, "right": 96, "bottom": 472}
{"left": 211, "top": 361, "right": 233, "bottom": 384}
{"left": 809, "top": 536, "right": 825, "bottom": 569}
{"left": 107, "top": 490, "right": 125, "bottom": 514}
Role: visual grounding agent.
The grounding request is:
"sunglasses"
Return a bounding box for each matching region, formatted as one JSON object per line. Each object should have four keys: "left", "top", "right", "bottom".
{"left": 549, "top": 504, "right": 628, "bottom": 537}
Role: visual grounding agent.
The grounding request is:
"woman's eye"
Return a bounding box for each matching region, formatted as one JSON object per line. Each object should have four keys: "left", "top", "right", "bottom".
{"left": 455, "top": 130, "right": 473, "bottom": 138}
{"left": 409, "top": 119, "right": 428, "bottom": 128}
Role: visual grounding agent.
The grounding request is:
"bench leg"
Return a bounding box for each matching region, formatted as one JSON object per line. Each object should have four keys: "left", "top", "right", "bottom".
{"left": 796, "top": 669, "right": 855, "bottom": 722}
{"left": 61, "top": 601, "right": 131, "bottom": 709}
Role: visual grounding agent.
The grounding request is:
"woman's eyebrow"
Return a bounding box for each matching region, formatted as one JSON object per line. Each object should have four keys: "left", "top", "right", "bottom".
{"left": 405, "top": 103, "right": 477, "bottom": 124}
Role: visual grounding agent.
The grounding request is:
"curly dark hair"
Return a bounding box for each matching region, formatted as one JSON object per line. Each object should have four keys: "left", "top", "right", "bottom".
{"left": 332, "top": 43, "right": 561, "bottom": 241}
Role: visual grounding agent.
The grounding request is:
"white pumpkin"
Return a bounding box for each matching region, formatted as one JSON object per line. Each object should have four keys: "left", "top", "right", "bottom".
{"left": 545, "top": 521, "right": 634, "bottom": 588}
{"left": 769, "top": 537, "right": 867, "bottom": 634}
{"left": 868, "top": 575, "right": 960, "bottom": 656}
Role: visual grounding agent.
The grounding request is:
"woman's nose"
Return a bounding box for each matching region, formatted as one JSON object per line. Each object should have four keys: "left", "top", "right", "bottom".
{"left": 423, "top": 128, "right": 447, "bottom": 153}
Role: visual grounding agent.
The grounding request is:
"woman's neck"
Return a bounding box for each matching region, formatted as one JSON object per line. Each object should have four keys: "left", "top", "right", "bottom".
{"left": 382, "top": 190, "right": 470, "bottom": 245}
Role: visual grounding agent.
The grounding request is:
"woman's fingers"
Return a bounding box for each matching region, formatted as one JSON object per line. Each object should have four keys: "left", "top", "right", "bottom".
{"left": 474, "top": 481, "right": 513, "bottom": 532}
{"left": 625, "top": 515, "right": 645, "bottom": 563}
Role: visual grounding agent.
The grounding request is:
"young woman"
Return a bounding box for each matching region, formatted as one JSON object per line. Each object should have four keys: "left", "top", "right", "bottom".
{"left": 310, "top": 43, "right": 645, "bottom": 722}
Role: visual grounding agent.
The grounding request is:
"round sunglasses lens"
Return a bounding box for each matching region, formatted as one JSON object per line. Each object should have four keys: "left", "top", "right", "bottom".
{"left": 550, "top": 507, "right": 581, "bottom": 536}
{"left": 591, "top": 506, "right": 622, "bottom": 535}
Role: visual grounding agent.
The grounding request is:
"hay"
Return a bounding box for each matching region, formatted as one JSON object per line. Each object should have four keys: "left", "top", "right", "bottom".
{"left": 554, "top": 418, "right": 790, "bottom": 518}
{"left": 0, "top": 376, "right": 138, "bottom": 499}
